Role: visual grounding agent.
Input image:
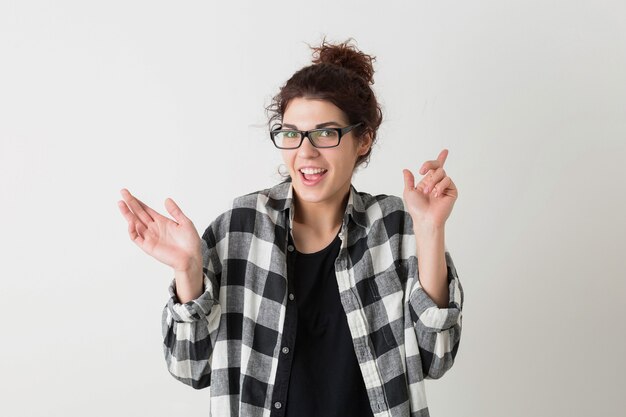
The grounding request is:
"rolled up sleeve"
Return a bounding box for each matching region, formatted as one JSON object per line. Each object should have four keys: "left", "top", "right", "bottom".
{"left": 409, "top": 250, "right": 464, "bottom": 379}
{"left": 166, "top": 273, "right": 217, "bottom": 323}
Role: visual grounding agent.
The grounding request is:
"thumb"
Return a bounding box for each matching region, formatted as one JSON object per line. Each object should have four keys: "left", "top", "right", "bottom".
{"left": 164, "top": 197, "right": 189, "bottom": 224}
{"left": 402, "top": 169, "right": 415, "bottom": 190}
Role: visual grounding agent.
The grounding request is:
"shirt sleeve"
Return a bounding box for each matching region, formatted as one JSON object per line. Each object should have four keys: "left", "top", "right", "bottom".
{"left": 408, "top": 249, "right": 464, "bottom": 379}
{"left": 161, "top": 223, "right": 222, "bottom": 389}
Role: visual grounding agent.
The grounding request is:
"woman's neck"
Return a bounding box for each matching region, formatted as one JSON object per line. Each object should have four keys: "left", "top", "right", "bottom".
{"left": 289, "top": 184, "right": 350, "bottom": 253}
{"left": 292, "top": 187, "right": 350, "bottom": 234}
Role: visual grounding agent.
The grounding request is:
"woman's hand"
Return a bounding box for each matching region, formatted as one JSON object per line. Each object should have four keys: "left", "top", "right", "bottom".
{"left": 117, "top": 188, "right": 202, "bottom": 272}
{"left": 402, "top": 149, "right": 459, "bottom": 228}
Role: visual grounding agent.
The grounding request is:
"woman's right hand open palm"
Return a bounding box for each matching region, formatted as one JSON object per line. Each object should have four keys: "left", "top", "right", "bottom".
{"left": 117, "top": 188, "right": 202, "bottom": 272}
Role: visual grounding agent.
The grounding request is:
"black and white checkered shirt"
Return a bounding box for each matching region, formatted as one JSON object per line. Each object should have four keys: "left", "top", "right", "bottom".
{"left": 162, "top": 178, "right": 464, "bottom": 417}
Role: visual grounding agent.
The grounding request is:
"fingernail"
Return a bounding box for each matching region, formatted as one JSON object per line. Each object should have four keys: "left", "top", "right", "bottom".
{"left": 423, "top": 186, "right": 428, "bottom": 194}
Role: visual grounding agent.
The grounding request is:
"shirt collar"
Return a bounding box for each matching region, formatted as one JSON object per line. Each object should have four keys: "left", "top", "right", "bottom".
{"left": 266, "top": 177, "right": 369, "bottom": 229}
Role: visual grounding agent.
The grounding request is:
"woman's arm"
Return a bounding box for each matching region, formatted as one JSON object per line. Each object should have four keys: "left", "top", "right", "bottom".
{"left": 401, "top": 148, "right": 463, "bottom": 379}
{"left": 407, "top": 236, "right": 464, "bottom": 380}
{"left": 161, "top": 225, "right": 222, "bottom": 389}
{"left": 414, "top": 223, "right": 449, "bottom": 308}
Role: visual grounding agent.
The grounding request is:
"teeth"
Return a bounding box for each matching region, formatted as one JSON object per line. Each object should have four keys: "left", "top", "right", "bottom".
{"left": 300, "top": 168, "right": 327, "bottom": 174}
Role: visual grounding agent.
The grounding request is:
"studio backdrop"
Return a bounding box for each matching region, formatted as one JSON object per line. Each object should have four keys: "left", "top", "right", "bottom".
{"left": 1, "top": 1, "right": 624, "bottom": 416}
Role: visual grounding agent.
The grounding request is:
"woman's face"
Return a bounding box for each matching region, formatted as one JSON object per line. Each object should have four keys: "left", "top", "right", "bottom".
{"left": 280, "top": 97, "right": 371, "bottom": 209}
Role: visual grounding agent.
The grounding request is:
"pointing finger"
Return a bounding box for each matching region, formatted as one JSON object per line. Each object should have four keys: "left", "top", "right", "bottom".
{"left": 420, "top": 149, "right": 450, "bottom": 174}
{"left": 437, "top": 149, "right": 449, "bottom": 166}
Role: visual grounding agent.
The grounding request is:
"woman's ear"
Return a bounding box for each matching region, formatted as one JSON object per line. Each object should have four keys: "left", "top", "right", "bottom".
{"left": 357, "top": 130, "right": 373, "bottom": 156}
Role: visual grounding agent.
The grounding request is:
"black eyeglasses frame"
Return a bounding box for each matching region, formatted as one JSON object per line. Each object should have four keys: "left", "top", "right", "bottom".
{"left": 269, "top": 122, "right": 364, "bottom": 149}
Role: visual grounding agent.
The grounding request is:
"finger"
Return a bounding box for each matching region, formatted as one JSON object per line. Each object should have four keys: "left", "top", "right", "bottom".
{"left": 432, "top": 176, "right": 452, "bottom": 197}
{"left": 423, "top": 167, "right": 446, "bottom": 194}
{"left": 128, "top": 219, "right": 143, "bottom": 244}
{"left": 134, "top": 222, "right": 148, "bottom": 244}
{"left": 118, "top": 201, "right": 145, "bottom": 243}
{"left": 419, "top": 149, "right": 449, "bottom": 175}
{"left": 437, "top": 149, "right": 449, "bottom": 166}
{"left": 117, "top": 200, "right": 137, "bottom": 224}
{"left": 442, "top": 177, "right": 458, "bottom": 197}
{"left": 121, "top": 188, "right": 161, "bottom": 220}
{"left": 120, "top": 188, "right": 155, "bottom": 226}
{"left": 402, "top": 169, "right": 416, "bottom": 190}
{"left": 134, "top": 194, "right": 163, "bottom": 221}
{"left": 419, "top": 160, "right": 439, "bottom": 175}
{"left": 118, "top": 200, "right": 145, "bottom": 238}
{"left": 164, "top": 197, "right": 190, "bottom": 225}
{"left": 123, "top": 190, "right": 187, "bottom": 226}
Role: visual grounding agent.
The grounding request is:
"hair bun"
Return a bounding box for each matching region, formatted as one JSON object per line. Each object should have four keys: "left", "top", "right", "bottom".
{"left": 309, "top": 37, "right": 376, "bottom": 85}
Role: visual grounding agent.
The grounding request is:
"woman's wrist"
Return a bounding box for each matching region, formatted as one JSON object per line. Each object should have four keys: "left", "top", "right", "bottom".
{"left": 174, "top": 260, "right": 204, "bottom": 303}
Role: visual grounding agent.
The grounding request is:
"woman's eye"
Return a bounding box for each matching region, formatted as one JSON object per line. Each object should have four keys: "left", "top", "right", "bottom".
{"left": 285, "top": 131, "right": 298, "bottom": 138}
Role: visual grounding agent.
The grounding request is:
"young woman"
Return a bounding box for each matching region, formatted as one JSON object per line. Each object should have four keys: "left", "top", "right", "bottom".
{"left": 117, "top": 38, "right": 464, "bottom": 417}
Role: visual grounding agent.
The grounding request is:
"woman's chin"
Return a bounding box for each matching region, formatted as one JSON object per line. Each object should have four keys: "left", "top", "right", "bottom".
{"left": 294, "top": 183, "right": 329, "bottom": 201}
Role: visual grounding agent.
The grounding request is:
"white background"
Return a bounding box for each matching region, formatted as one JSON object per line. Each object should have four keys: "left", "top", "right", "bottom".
{"left": 1, "top": 1, "right": 625, "bottom": 416}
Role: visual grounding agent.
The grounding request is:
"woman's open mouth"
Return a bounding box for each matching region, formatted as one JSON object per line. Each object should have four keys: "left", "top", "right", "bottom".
{"left": 299, "top": 168, "right": 328, "bottom": 186}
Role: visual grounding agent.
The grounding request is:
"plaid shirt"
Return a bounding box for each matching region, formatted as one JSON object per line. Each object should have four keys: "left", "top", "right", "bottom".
{"left": 162, "top": 178, "right": 464, "bottom": 417}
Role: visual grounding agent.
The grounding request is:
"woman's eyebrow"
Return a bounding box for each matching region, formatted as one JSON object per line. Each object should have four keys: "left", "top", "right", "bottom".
{"left": 282, "top": 121, "right": 341, "bottom": 129}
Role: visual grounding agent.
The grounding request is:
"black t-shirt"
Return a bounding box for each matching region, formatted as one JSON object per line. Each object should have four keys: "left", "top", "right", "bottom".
{"left": 284, "top": 231, "right": 374, "bottom": 417}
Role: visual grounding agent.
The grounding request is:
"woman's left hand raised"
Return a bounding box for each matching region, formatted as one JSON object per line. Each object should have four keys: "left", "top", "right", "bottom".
{"left": 402, "top": 148, "right": 459, "bottom": 228}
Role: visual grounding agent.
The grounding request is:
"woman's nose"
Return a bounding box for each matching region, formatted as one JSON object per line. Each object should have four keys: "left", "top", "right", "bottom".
{"left": 297, "top": 134, "right": 320, "bottom": 156}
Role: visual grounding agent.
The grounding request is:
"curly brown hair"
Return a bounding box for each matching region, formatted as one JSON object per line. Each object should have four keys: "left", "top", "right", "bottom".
{"left": 265, "top": 36, "right": 384, "bottom": 178}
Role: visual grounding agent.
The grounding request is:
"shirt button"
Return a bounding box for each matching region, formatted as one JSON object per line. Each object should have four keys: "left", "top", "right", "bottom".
{"left": 289, "top": 293, "right": 294, "bottom": 301}
{"left": 282, "top": 346, "right": 290, "bottom": 354}
{"left": 274, "top": 401, "right": 282, "bottom": 409}
{"left": 287, "top": 245, "right": 294, "bottom": 252}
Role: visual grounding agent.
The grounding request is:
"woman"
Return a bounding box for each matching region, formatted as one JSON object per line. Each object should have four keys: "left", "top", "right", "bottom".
{"left": 117, "top": 38, "right": 464, "bottom": 417}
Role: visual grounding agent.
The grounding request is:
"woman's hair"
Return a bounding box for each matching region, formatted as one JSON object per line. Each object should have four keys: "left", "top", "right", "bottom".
{"left": 266, "top": 37, "right": 383, "bottom": 179}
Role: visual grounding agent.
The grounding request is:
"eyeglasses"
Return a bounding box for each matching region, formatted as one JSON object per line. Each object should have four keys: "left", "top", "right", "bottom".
{"left": 269, "top": 122, "right": 363, "bottom": 149}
